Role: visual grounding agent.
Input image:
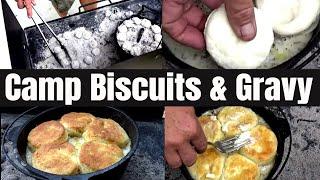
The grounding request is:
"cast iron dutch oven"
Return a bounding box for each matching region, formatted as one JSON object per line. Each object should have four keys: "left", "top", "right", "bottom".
{"left": 179, "top": 107, "right": 292, "bottom": 180}
{"left": 4, "top": 106, "right": 139, "bottom": 180}
{"left": 162, "top": 18, "right": 320, "bottom": 69}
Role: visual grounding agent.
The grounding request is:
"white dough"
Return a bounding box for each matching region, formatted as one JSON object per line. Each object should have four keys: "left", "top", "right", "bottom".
{"left": 105, "top": 10, "right": 112, "bottom": 17}
{"left": 124, "top": 19, "right": 134, "bottom": 27}
{"left": 256, "top": 0, "right": 320, "bottom": 35}
{"left": 89, "top": 40, "right": 98, "bottom": 48}
{"left": 83, "top": 31, "right": 92, "bottom": 40}
{"left": 71, "top": 61, "right": 80, "bottom": 69}
{"left": 204, "top": 5, "right": 274, "bottom": 69}
{"left": 151, "top": 25, "right": 161, "bottom": 34}
{"left": 84, "top": 56, "right": 93, "bottom": 65}
{"left": 75, "top": 30, "right": 83, "bottom": 39}
{"left": 92, "top": 48, "right": 101, "bottom": 56}
{"left": 118, "top": 25, "right": 128, "bottom": 33}
{"left": 132, "top": 17, "right": 142, "bottom": 25}
{"left": 117, "top": 32, "right": 127, "bottom": 42}
{"left": 63, "top": 32, "right": 72, "bottom": 40}
{"left": 141, "top": 19, "right": 151, "bottom": 28}
{"left": 154, "top": 34, "right": 162, "bottom": 42}
{"left": 125, "top": 11, "right": 134, "bottom": 18}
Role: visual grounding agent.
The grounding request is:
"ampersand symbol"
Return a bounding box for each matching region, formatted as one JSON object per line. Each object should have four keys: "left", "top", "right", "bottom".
{"left": 210, "top": 76, "right": 227, "bottom": 101}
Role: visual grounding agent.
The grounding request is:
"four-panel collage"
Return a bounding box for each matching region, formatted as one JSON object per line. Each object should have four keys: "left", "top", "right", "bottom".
{"left": 1, "top": 0, "right": 320, "bottom": 179}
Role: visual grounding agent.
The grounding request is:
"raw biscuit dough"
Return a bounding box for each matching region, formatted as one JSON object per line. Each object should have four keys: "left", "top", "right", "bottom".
{"left": 204, "top": 5, "right": 274, "bottom": 69}
{"left": 256, "top": 0, "right": 320, "bottom": 35}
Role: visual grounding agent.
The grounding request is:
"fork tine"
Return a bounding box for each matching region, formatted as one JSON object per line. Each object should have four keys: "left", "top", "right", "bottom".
{"left": 219, "top": 135, "right": 239, "bottom": 146}
{"left": 223, "top": 139, "right": 251, "bottom": 153}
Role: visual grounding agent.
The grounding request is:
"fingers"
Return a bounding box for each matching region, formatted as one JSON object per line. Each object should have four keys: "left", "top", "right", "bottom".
{"left": 165, "top": 148, "right": 182, "bottom": 169}
{"left": 190, "top": 124, "right": 207, "bottom": 153}
{"left": 17, "top": 0, "right": 24, "bottom": 9}
{"left": 162, "top": 0, "right": 206, "bottom": 50}
{"left": 25, "top": 0, "right": 33, "bottom": 18}
{"left": 16, "top": 0, "right": 34, "bottom": 18}
{"left": 174, "top": 26, "right": 206, "bottom": 50}
{"left": 225, "top": 0, "right": 257, "bottom": 41}
{"left": 177, "top": 143, "right": 197, "bottom": 167}
{"left": 202, "top": 0, "right": 224, "bottom": 10}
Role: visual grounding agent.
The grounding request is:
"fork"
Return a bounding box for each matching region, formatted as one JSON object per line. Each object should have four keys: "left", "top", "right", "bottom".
{"left": 208, "top": 133, "right": 252, "bottom": 153}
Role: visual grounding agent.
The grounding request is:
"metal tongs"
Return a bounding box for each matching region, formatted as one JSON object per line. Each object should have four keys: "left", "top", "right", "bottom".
{"left": 30, "top": 6, "right": 72, "bottom": 67}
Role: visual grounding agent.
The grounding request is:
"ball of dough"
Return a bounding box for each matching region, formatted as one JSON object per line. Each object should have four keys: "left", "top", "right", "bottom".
{"left": 154, "top": 34, "right": 162, "bottom": 42}
{"left": 151, "top": 25, "right": 161, "bottom": 34}
{"left": 256, "top": 0, "right": 320, "bottom": 35}
{"left": 141, "top": 19, "right": 151, "bottom": 28}
{"left": 84, "top": 56, "right": 93, "bottom": 65}
{"left": 204, "top": 5, "right": 274, "bottom": 69}
{"left": 92, "top": 48, "right": 101, "bottom": 56}
{"left": 118, "top": 25, "right": 128, "bottom": 33}
{"left": 132, "top": 17, "right": 142, "bottom": 25}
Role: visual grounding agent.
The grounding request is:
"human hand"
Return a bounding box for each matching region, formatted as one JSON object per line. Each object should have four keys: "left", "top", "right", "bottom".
{"left": 162, "top": 0, "right": 257, "bottom": 50}
{"left": 16, "top": 0, "right": 35, "bottom": 18}
{"left": 164, "top": 106, "right": 207, "bottom": 168}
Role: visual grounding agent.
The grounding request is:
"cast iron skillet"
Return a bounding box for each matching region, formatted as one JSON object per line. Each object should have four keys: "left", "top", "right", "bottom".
{"left": 7, "top": 106, "right": 139, "bottom": 180}
{"left": 162, "top": 19, "right": 320, "bottom": 69}
{"left": 179, "top": 107, "right": 292, "bottom": 180}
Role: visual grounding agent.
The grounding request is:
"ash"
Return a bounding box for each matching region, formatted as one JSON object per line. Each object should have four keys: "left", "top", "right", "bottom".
{"left": 35, "top": 7, "right": 135, "bottom": 69}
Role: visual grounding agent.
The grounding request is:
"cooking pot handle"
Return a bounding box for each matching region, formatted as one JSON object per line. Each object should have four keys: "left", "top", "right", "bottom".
{"left": 294, "top": 44, "right": 320, "bottom": 69}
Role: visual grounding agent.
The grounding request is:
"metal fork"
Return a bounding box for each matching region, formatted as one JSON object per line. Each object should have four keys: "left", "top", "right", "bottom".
{"left": 30, "top": 6, "right": 72, "bottom": 67}
{"left": 208, "top": 133, "right": 252, "bottom": 153}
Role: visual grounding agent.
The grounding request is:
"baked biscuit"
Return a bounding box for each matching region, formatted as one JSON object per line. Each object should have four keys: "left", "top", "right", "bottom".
{"left": 198, "top": 115, "right": 224, "bottom": 143}
{"left": 83, "top": 118, "right": 130, "bottom": 148}
{"left": 188, "top": 147, "right": 226, "bottom": 180}
{"left": 217, "top": 106, "right": 259, "bottom": 137}
{"left": 60, "top": 112, "right": 96, "bottom": 136}
{"left": 27, "top": 120, "right": 68, "bottom": 151}
{"left": 32, "top": 142, "right": 79, "bottom": 175}
{"left": 240, "top": 125, "right": 278, "bottom": 165}
{"left": 223, "top": 154, "right": 260, "bottom": 180}
{"left": 79, "top": 141, "right": 124, "bottom": 173}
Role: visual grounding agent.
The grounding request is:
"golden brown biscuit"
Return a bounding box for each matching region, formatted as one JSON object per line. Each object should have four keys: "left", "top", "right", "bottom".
{"left": 223, "top": 154, "right": 260, "bottom": 180}
{"left": 217, "top": 106, "right": 259, "bottom": 137}
{"left": 60, "top": 112, "right": 96, "bottom": 136}
{"left": 83, "top": 118, "right": 130, "bottom": 148}
{"left": 198, "top": 115, "right": 224, "bottom": 143}
{"left": 240, "top": 125, "right": 278, "bottom": 165}
{"left": 27, "top": 120, "right": 68, "bottom": 151}
{"left": 187, "top": 147, "right": 226, "bottom": 180}
{"left": 32, "top": 142, "right": 79, "bottom": 175}
{"left": 79, "top": 141, "right": 124, "bottom": 173}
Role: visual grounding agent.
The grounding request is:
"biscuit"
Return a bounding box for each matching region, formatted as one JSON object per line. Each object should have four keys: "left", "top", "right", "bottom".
{"left": 83, "top": 118, "right": 130, "bottom": 148}
{"left": 240, "top": 125, "right": 278, "bottom": 165}
{"left": 187, "top": 147, "right": 226, "bottom": 180}
{"left": 198, "top": 115, "right": 224, "bottom": 143}
{"left": 32, "top": 142, "right": 79, "bottom": 175}
{"left": 79, "top": 141, "right": 124, "bottom": 173}
{"left": 60, "top": 112, "right": 96, "bottom": 136}
{"left": 217, "top": 106, "right": 259, "bottom": 137}
{"left": 223, "top": 154, "right": 260, "bottom": 180}
{"left": 27, "top": 120, "right": 68, "bottom": 151}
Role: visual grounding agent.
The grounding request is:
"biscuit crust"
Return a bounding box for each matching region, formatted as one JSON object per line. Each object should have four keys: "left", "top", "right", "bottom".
{"left": 83, "top": 118, "right": 130, "bottom": 148}
{"left": 60, "top": 112, "right": 96, "bottom": 136}
{"left": 79, "top": 141, "right": 124, "bottom": 173}
{"left": 240, "top": 125, "right": 278, "bottom": 165}
{"left": 27, "top": 120, "right": 68, "bottom": 151}
{"left": 217, "top": 106, "right": 259, "bottom": 137}
{"left": 32, "top": 142, "right": 79, "bottom": 175}
{"left": 223, "top": 154, "right": 260, "bottom": 180}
